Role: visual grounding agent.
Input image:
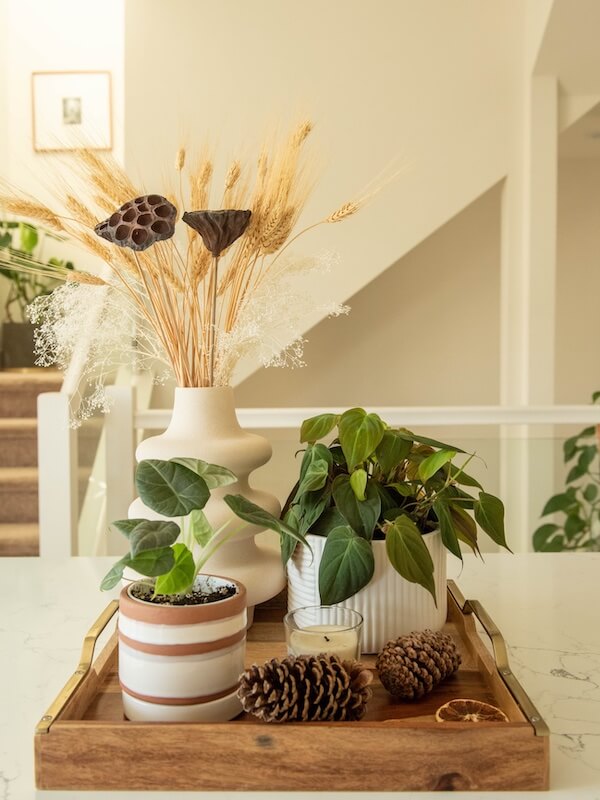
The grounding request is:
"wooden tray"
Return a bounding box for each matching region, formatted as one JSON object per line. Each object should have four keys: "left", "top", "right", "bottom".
{"left": 35, "top": 581, "right": 549, "bottom": 792}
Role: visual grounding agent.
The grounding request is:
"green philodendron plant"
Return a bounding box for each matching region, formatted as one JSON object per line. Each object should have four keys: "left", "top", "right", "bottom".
{"left": 101, "top": 457, "right": 309, "bottom": 595}
{"left": 226, "top": 408, "right": 510, "bottom": 607}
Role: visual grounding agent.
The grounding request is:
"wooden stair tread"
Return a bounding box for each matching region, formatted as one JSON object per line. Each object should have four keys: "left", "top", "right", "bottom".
{"left": 0, "top": 523, "right": 38, "bottom": 556}
{"left": 0, "top": 466, "right": 39, "bottom": 484}
{"left": 0, "top": 418, "right": 37, "bottom": 431}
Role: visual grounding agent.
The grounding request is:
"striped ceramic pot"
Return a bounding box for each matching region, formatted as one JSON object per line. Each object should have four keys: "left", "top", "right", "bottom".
{"left": 118, "top": 574, "right": 247, "bottom": 722}
{"left": 287, "top": 531, "right": 446, "bottom": 654}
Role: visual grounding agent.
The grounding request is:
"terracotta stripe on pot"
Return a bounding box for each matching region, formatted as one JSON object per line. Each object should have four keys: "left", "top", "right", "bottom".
{"left": 120, "top": 681, "right": 240, "bottom": 706}
{"left": 118, "top": 628, "right": 245, "bottom": 656}
{"left": 119, "top": 577, "right": 246, "bottom": 624}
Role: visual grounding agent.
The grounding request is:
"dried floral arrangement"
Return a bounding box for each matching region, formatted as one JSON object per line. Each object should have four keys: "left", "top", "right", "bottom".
{"left": 0, "top": 122, "right": 376, "bottom": 421}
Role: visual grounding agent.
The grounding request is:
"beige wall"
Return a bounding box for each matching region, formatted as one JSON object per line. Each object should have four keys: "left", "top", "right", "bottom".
{"left": 236, "top": 184, "right": 501, "bottom": 407}
{"left": 555, "top": 157, "right": 600, "bottom": 403}
{"left": 124, "top": 0, "right": 520, "bottom": 387}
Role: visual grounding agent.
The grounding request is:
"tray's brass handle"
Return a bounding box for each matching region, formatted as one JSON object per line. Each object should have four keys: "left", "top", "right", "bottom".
{"left": 447, "top": 581, "right": 549, "bottom": 737}
{"left": 35, "top": 600, "right": 119, "bottom": 735}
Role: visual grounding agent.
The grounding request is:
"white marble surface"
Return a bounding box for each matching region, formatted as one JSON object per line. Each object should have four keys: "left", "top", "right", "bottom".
{"left": 1, "top": 554, "right": 600, "bottom": 799}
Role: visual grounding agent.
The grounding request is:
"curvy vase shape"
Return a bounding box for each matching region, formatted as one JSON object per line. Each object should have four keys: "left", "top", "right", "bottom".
{"left": 128, "top": 386, "right": 285, "bottom": 610}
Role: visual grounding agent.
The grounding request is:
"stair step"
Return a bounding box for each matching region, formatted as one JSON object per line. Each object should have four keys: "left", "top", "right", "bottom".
{"left": 0, "top": 523, "right": 38, "bottom": 556}
{"left": 0, "top": 466, "right": 38, "bottom": 522}
{"left": 0, "top": 418, "right": 38, "bottom": 467}
{"left": 0, "top": 370, "right": 63, "bottom": 417}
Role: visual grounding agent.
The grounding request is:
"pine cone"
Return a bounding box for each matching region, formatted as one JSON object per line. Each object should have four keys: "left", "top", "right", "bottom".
{"left": 376, "top": 630, "right": 461, "bottom": 700}
{"left": 238, "top": 654, "right": 373, "bottom": 723}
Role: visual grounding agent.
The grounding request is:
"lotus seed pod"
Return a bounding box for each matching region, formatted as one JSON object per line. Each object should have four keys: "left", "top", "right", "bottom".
{"left": 94, "top": 195, "right": 177, "bottom": 251}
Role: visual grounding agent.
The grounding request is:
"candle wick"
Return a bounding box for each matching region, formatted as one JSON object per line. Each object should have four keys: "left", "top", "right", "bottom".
{"left": 324, "top": 635, "right": 330, "bottom": 642}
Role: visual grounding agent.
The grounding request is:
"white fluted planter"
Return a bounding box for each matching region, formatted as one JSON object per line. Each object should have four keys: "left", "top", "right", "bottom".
{"left": 287, "top": 531, "right": 447, "bottom": 653}
{"left": 127, "top": 387, "right": 285, "bottom": 611}
{"left": 118, "top": 574, "right": 247, "bottom": 722}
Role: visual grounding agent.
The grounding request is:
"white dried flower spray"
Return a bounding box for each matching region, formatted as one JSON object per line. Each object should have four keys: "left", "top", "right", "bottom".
{"left": 28, "top": 281, "right": 169, "bottom": 424}
{"left": 214, "top": 251, "right": 349, "bottom": 386}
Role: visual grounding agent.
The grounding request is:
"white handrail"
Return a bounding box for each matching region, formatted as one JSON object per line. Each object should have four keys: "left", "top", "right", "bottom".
{"left": 135, "top": 405, "right": 600, "bottom": 430}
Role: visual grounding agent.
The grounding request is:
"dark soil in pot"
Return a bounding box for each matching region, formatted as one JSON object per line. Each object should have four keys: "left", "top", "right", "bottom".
{"left": 130, "top": 583, "right": 237, "bottom": 606}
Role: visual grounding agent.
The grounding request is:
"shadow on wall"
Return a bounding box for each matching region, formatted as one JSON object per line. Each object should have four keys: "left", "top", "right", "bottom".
{"left": 235, "top": 183, "right": 502, "bottom": 409}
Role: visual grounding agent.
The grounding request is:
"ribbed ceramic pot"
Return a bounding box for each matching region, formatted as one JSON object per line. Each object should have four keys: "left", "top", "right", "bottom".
{"left": 118, "top": 574, "right": 247, "bottom": 722}
{"left": 287, "top": 531, "right": 446, "bottom": 653}
{"left": 127, "top": 387, "right": 285, "bottom": 612}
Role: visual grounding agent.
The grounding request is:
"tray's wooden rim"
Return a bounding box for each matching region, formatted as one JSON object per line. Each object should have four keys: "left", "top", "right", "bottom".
{"left": 34, "top": 582, "right": 548, "bottom": 738}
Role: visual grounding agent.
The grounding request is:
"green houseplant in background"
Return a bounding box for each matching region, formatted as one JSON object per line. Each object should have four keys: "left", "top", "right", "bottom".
{"left": 0, "top": 220, "right": 73, "bottom": 368}
{"left": 534, "top": 393, "right": 600, "bottom": 552}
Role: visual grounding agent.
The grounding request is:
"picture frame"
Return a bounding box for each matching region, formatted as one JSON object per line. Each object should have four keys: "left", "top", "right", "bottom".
{"left": 31, "top": 71, "right": 112, "bottom": 153}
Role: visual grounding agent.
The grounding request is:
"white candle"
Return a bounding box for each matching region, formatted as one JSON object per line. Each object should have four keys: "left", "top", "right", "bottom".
{"left": 288, "top": 624, "right": 359, "bottom": 659}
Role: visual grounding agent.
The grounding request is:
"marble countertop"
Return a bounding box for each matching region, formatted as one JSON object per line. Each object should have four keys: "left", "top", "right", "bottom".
{"left": 1, "top": 553, "right": 599, "bottom": 800}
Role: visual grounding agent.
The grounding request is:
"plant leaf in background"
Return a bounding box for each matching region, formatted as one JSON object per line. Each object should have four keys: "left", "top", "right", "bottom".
{"left": 128, "top": 520, "right": 181, "bottom": 557}
{"left": 136, "top": 459, "right": 210, "bottom": 517}
{"left": 300, "top": 413, "right": 339, "bottom": 444}
{"left": 332, "top": 474, "right": 381, "bottom": 539}
{"left": 318, "top": 526, "right": 375, "bottom": 604}
{"left": 154, "top": 543, "right": 196, "bottom": 595}
{"left": 385, "top": 515, "right": 437, "bottom": 604}
{"left": 338, "top": 408, "right": 385, "bottom": 471}
{"left": 171, "top": 458, "right": 237, "bottom": 489}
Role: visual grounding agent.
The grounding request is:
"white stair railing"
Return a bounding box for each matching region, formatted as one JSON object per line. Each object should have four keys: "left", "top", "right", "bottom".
{"left": 38, "top": 384, "right": 600, "bottom": 558}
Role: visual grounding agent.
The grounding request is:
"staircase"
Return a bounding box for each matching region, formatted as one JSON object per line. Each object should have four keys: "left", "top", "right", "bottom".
{"left": 0, "top": 370, "right": 63, "bottom": 555}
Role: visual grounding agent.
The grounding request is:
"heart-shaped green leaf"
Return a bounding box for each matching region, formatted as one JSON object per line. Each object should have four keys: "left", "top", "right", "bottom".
{"left": 418, "top": 450, "right": 456, "bottom": 483}
{"left": 171, "top": 458, "right": 237, "bottom": 489}
{"left": 533, "top": 523, "right": 563, "bottom": 551}
{"left": 474, "top": 492, "right": 511, "bottom": 551}
{"left": 136, "top": 460, "right": 210, "bottom": 517}
{"left": 432, "top": 498, "right": 462, "bottom": 560}
{"left": 110, "top": 519, "right": 147, "bottom": 538}
{"left": 318, "top": 526, "right": 375, "bottom": 604}
{"left": 223, "top": 494, "right": 311, "bottom": 549}
{"left": 376, "top": 430, "right": 412, "bottom": 475}
{"left": 298, "top": 458, "right": 330, "bottom": 495}
{"left": 349, "top": 468, "right": 367, "bottom": 501}
{"left": 154, "top": 543, "right": 195, "bottom": 595}
{"left": 298, "top": 486, "right": 331, "bottom": 533}
{"left": 449, "top": 505, "right": 479, "bottom": 555}
{"left": 128, "top": 546, "right": 175, "bottom": 578}
{"left": 333, "top": 474, "right": 381, "bottom": 540}
{"left": 338, "top": 408, "right": 385, "bottom": 471}
{"left": 385, "top": 515, "right": 436, "bottom": 604}
{"left": 129, "top": 520, "right": 181, "bottom": 557}
{"left": 300, "top": 413, "right": 339, "bottom": 443}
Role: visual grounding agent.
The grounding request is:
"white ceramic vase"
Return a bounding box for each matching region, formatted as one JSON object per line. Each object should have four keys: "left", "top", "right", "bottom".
{"left": 287, "top": 530, "right": 447, "bottom": 653}
{"left": 119, "top": 574, "right": 246, "bottom": 722}
{"left": 128, "top": 386, "right": 285, "bottom": 610}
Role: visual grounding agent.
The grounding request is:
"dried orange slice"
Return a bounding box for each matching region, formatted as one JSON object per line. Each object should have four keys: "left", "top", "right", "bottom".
{"left": 435, "top": 698, "right": 508, "bottom": 722}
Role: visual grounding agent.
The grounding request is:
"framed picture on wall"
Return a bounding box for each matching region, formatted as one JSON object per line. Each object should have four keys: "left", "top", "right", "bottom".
{"left": 31, "top": 71, "right": 112, "bottom": 152}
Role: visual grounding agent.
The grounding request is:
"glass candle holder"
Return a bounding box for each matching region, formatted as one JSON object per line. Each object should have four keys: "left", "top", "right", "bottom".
{"left": 284, "top": 606, "right": 363, "bottom": 660}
